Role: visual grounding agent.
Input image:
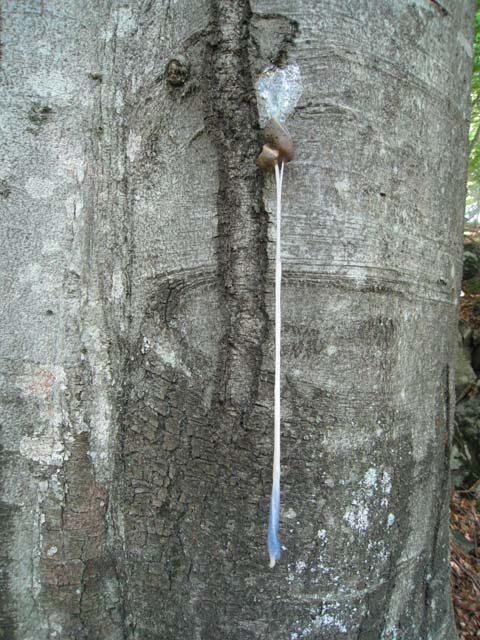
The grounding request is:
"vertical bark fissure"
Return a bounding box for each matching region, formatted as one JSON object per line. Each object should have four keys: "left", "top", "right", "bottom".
{"left": 428, "top": 0, "right": 450, "bottom": 17}
{"left": 426, "top": 365, "right": 456, "bottom": 629}
{"left": 206, "top": 0, "right": 269, "bottom": 430}
{"left": 0, "top": 475, "right": 17, "bottom": 639}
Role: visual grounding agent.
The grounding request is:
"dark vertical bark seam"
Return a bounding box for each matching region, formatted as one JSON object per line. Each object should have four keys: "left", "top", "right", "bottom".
{"left": 0, "top": 4, "right": 3, "bottom": 65}
{"left": 0, "top": 490, "right": 17, "bottom": 639}
{"left": 419, "top": 364, "right": 454, "bottom": 637}
{"left": 205, "top": 0, "right": 268, "bottom": 431}
{"left": 428, "top": 0, "right": 450, "bottom": 16}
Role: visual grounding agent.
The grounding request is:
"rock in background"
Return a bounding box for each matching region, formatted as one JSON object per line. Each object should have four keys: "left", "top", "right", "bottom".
{"left": 453, "top": 232, "right": 480, "bottom": 486}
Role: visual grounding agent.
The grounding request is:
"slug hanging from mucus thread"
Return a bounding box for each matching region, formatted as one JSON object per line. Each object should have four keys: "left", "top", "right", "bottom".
{"left": 255, "top": 63, "right": 303, "bottom": 568}
{"left": 257, "top": 119, "right": 294, "bottom": 171}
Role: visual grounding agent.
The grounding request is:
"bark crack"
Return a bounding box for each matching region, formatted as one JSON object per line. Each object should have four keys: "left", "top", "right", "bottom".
{"left": 428, "top": 0, "right": 450, "bottom": 16}
{"left": 205, "top": 0, "right": 269, "bottom": 429}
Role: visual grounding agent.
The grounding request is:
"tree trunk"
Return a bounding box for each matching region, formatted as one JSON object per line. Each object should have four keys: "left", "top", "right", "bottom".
{"left": 0, "top": 1, "right": 475, "bottom": 638}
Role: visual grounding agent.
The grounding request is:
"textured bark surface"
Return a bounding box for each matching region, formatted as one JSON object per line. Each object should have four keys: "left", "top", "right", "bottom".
{"left": 0, "top": 1, "right": 475, "bottom": 639}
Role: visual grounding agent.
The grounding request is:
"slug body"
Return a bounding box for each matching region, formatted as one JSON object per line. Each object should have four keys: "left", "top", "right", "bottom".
{"left": 257, "top": 144, "right": 279, "bottom": 172}
{"left": 256, "top": 118, "right": 294, "bottom": 172}
{"left": 264, "top": 118, "right": 294, "bottom": 162}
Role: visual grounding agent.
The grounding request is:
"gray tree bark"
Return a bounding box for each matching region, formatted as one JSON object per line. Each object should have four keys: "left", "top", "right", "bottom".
{"left": 0, "top": 1, "right": 475, "bottom": 639}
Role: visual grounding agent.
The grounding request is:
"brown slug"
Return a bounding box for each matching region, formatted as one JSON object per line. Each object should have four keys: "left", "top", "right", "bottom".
{"left": 256, "top": 118, "right": 294, "bottom": 171}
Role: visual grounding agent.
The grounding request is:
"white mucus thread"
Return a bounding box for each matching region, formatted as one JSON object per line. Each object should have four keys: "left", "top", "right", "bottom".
{"left": 256, "top": 62, "right": 303, "bottom": 567}
{"left": 268, "top": 161, "right": 284, "bottom": 568}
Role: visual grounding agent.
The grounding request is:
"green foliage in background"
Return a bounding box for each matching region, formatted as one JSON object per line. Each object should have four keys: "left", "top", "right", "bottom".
{"left": 467, "top": 4, "right": 480, "bottom": 219}
{"left": 455, "top": 6, "right": 480, "bottom": 486}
